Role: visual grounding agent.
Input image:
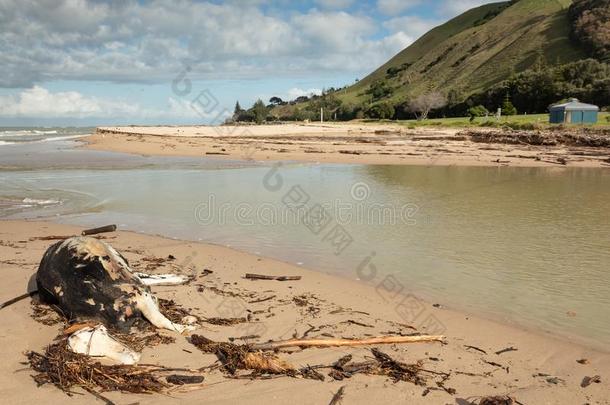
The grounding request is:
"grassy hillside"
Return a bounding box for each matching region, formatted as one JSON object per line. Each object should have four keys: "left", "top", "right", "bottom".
{"left": 338, "top": 0, "right": 583, "bottom": 105}
{"left": 269, "top": 0, "right": 584, "bottom": 117}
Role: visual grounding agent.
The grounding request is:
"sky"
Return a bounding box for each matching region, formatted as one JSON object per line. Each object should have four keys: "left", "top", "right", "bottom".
{"left": 0, "top": 0, "right": 493, "bottom": 126}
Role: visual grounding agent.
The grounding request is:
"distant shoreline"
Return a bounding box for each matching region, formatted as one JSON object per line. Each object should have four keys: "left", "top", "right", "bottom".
{"left": 85, "top": 123, "right": 610, "bottom": 168}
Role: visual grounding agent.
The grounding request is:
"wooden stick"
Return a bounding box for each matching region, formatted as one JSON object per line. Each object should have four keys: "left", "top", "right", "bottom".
{"left": 0, "top": 290, "right": 38, "bottom": 310}
{"left": 251, "top": 335, "right": 445, "bottom": 351}
{"left": 29, "top": 235, "right": 74, "bottom": 241}
{"left": 245, "top": 273, "right": 301, "bottom": 281}
{"left": 329, "top": 386, "right": 346, "bottom": 405}
{"left": 82, "top": 224, "right": 117, "bottom": 236}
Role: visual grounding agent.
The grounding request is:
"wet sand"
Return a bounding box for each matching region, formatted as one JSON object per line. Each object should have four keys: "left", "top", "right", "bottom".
{"left": 1, "top": 220, "right": 608, "bottom": 404}
{"left": 86, "top": 124, "right": 610, "bottom": 168}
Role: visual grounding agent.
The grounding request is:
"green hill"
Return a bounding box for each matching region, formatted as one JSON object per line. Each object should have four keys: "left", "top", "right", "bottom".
{"left": 340, "top": 0, "right": 583, "bottom": 104}
{"left": 263, "top": 0, "right": 609, "bottom": 121}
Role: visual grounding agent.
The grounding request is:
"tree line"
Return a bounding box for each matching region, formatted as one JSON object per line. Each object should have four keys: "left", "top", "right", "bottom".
{"left": 230, "top": 59, "right": 608, "bottom": 124}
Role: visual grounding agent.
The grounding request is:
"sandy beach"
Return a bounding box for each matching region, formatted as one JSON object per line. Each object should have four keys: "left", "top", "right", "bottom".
{"left": 86, "top": 124, "right": 610, "bottom": 168}
{"left": 1, "top": 220, "right": 608, "bottom": 404}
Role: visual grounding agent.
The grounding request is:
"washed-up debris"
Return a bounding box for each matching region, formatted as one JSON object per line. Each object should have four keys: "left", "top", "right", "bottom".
{"left": 245, "top": 273, "right": 302, "bottom": 281}
{"left": 465, "top": 345, "right": 487, "bottom": 355}
{"left": 581, "top": 375, "right": 601, "bottom": 388}
{"left": 495, "top": 346, "right": 518, "bottom": 355}
{"left": 248, "top": 295, "right": 276, "bottom": 304}
{"left": 189, "top": 334, "right": 446, "bottom": 391}
{"left": 157, "top": 298, "right": 197, "bottom": 324}
{"left": 545, "top": 376, "right": 564, "bottom": 385}
{"left": 341, "top": 319, "right": 374, "bottom": 328}
{"left": 189, "top": 335, "right": 295, "bottom": 375}
{"left": 203, "top": 317, "right": 248, "bottom": 326}
{"left": 576, "top": 358, "right": 589, "bottom": 364}
{"left": 27, "top": 339, "right": 170, "bottom": 395}
{"left": 483, "top": 360, "right": 509, "bottom": 373}
{"left": 82, "top": 224, "right": 117, "bottom": 236}
{"left": 115, "top": 330, "right": 175, "bottom": 352}
{"left": 250, "top": 335, "right": 444, "bottom": 351}
{"left": 328, "top": 385, "right": 346, "bottom": 405}
{"left": 166, "top": 375, "right": 204, "bottom": 385}
{"left": 464, "top": 128, "right": 610, "bottom": 148}
{"left": 31, "top": 301, "right": 64, "bottom": 325}
{"left": 0, "top": 291, "right": 36, "bottom": 311}
{"left": 477, "top": 396, "right": 516, "bottom": 405}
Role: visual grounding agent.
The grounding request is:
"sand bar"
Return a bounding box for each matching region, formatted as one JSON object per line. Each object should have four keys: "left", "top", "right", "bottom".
{"left": 86, "top": 124, "right": 610, "bottom": 168}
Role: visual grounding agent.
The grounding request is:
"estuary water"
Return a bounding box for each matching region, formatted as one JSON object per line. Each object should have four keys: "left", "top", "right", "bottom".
{"left": 1, "top": 138, "right": 609, "bottom": 349}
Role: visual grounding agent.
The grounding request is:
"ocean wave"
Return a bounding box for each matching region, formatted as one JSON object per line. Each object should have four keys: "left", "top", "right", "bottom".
{"left": 22, "top": 197, "right": 62, "bottom": 206}
{"left": 40, "top": 134, "right": 88, "bottom": 142}
{"left": 0, "top": 133, "right": 88, "bottom": 146}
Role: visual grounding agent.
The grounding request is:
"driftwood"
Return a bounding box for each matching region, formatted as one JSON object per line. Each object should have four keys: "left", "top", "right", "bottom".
{"left": 29, "top": 235, "right": 74, "bottom": 241}
{"left": 245, "top": 273, "right": 301, "bottom": 281}
{"left": 82, "top": 224, "right": 117, "bottom": 236}
{"left": 581, "top": 375, "right": 601, "bottom": 388}
{"left": 0, "top": 291, "right": 38, "bottom": 310}
{"left": 328, "top": 386, "right": 346, "bottom": 405}
{"left": 251, "top": 335, "right": 445, "bottom": 351}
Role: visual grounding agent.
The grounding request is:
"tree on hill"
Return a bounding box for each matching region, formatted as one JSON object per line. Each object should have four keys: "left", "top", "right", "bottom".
{"left": 269, "top": 96, "right": 284, "bottom": 106}
{"left": 408, "top": 92, "right": 447, "bottom": 120}
{"left": 569, "top": 0, "right": 610, "bottom": 62}
{"left": 252, "top": 99, "right": 268, "bottom": 124}
{"left": 502, "top": 94, "right": 517, "bottom": 116}
{"left": 367, "top": 80, "right": 394, "bottom": 101}
{"left": 234, "top": 101, "right": 243, "bottom": 115}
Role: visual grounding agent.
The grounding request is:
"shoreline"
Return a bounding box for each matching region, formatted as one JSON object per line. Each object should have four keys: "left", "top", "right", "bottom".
{"left": 84, "top": 124, "right": 610, "bottom": 168}
{"left": 1, "top": 219, "right": 609, "bottom": 404}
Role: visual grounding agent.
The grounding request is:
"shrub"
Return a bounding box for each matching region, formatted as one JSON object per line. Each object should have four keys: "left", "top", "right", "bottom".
{"left": 367, "top": 80, "right": 394, "bottom": 101}
{"left": 364, "top": 102, "right": 395, "bottom": 120}
{"left": 468, "top": 105, "right": 489, "bottom": 122}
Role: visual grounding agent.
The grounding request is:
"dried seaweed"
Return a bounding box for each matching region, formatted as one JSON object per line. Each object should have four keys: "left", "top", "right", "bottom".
{"left": 189, "top": 335, "right": 295, "bottom": 376}
{"left": 157, "top": 298, "right": 196, "bottom": 324}
{"left": 114, "top": 331, "right": 176, "bottom": 352}
{"left": 31, "top": 302, "right": 65, "bottom": 326}
{"left": 203, "top": 317, "right": 248, "bottom": 326}
{"left": 370, "top": 348, "right": 427, "bottom": 385}
{"left": 26, "top": 339, "right": 169, "bottom": 394}
{"left": 476, "top": 396, "right": 516, "bottom": 405}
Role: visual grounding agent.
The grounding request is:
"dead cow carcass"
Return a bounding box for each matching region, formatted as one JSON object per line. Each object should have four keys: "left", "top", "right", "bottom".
{"left": 36, "top": 236, "right": 194, "bottom": 334}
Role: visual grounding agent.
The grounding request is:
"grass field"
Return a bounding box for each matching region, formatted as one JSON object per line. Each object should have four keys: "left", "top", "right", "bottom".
{"left": 388, "top": 112, "right": 610, "bottom": 129}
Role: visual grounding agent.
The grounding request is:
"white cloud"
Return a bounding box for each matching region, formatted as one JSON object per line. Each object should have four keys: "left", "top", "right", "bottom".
{"left": 377, "top": 0, "right": 421, "bottom": 15}
{"left": 287, "top": 88, "right": 323, "bottom": 99}
{"left": 0, "top": 0, "right": 418, "bottom": 88}
{"left": 440, "top": 0, "right": 491, "bottom": 17}
{"left": 314, "top": 0, "right": 355, "bottom": 9}
{"left": 0, "top": 86, "right": 207, "bottom": 119}
{"left": 383, "top": 15, "right": 440, "bottom": 39}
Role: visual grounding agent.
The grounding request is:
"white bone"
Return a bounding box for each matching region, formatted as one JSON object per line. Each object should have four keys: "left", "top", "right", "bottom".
{"left": 134, "top": 272, "right": 190, "bottom": 286}
{"left": 68, "top": 325, "right": 140, "bottom": 365}
{"left": 136, "top": 291, "right": 197, "bottom": 334}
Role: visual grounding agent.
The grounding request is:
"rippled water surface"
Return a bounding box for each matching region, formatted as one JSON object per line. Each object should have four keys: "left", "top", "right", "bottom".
{"left": 1, "top": 140, "right": 609, "bottom": 348}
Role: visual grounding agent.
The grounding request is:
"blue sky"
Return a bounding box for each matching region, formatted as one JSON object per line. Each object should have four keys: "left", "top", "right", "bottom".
{"left": 0, "top": 0, "right": 492, "bottom": 126}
